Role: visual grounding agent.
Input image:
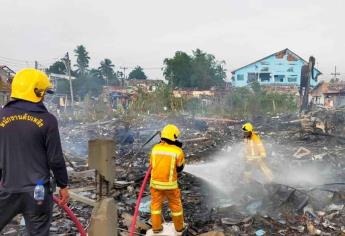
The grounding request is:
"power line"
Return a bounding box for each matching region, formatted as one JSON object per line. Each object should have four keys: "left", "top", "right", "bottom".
{"left": 0, "top": 56, "right": 31, "bottom": 63}
{"left": 0, "top": 56, "right": 59, "bottom": 65}
{"left": 119, "top": 66, "right": 164, "bottom": 70}
{"left": 0, "top": 58, "right": 32, "bottom": 66}
{"left": 0, "top": 60, "right": 33, "bottom": 69}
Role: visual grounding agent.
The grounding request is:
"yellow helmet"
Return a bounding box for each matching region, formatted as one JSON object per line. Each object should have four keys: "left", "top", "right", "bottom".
{"left": 242, "top": 122, "right": 254, "bottom": 132}
{"left": 11, "top": 68, "right": 53, "bottom": 103}
{"left": 161, "top": 124, "right": 181, "bottom": 142}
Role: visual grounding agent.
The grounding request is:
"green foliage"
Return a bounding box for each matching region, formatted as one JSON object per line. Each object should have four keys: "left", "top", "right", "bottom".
{"left": 190, "top": 49, "right": 226, "bottom": 89}
{"left": 74, "top": 45, "right": 90, "bottom": 76}
{"left": 130, "top": 85, "right": 183, "bottom": 113}
{"left": 184, "top": 97, "right": 204, "bottom": 115}
{"left": 55, "top": 79, "right": 70, "bottom": 95}
{"left": 73, "top": 72, "right": 105, "bottom": 99}
{"left": 129, "top": 81, "right": 296, "bottom": 118}
{"left": 99, "top": 58, "right": 119, "bottom": 85}
{"left": 128, "top": 66, "right": 147, "bottom": 80}
{"left": 47, "top": 46, "right": 112, "bottom": 100}
{"left": 164, "top": 51, "right": 193, "bottom": 87}
{"left": 224, "top": 84, "right": 297, "bottom": 118}
{"left": 163, "top": 49, "right": 226, "bottom": 89}
{"left": 46, "top": 61, "right": 66, "bottom": 74}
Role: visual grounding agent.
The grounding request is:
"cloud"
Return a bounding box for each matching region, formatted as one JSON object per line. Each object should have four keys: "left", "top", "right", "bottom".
{"left": 0, "top": 0, "right": 344, "bottom": 80}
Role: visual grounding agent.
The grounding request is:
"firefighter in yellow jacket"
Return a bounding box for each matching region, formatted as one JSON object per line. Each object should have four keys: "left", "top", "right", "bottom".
{"left": 242, "top": 122, "right": 273, "bottom": 183}
{"left": 150, "top": 124, "right": 186, "bottom": 233}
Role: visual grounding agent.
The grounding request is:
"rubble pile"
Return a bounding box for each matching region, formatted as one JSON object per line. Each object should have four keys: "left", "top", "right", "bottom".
{"left": 3, "top": 111, "right": 345, "bottom": 235}
{"left": 62, "top": 110, "right": 345, "bottom": 235}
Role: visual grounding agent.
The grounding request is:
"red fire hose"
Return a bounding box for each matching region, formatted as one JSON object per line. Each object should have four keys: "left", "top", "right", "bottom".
{"left": 53, "top": 196, "right": 87, "bottom": 236}
{"left": 129, "top": 166, "right": 152, "bottom": 236}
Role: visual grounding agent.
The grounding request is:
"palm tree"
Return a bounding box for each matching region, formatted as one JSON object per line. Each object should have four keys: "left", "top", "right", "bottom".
{"left": 74, "top": 45, "right": 90, "bottom": 76}
{"left": 99, "top": 58, "right": 116, "bottom": 85}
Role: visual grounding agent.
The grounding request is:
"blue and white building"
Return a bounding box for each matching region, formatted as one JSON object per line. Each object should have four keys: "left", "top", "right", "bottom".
{"left": 231, "top": 48, "right": 321, "bottom": 87}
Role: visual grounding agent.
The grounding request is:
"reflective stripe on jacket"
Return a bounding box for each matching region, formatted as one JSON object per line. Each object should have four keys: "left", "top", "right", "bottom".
{"left": 150, "top": 142, "right": 185, "bottom": 190}
{"left": 244, "top": 132, "right": 266, "bottom": 161}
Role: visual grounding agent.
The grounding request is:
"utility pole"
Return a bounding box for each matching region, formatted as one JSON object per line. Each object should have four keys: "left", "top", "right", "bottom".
{"left": 300, "top": 56, "right": 315, "bottom": 113}
{"left": 62, "top": 52, "right": 74, "bottom": 110}
{"left": 331, "top": 66, "right": 340, "bottom": 80}
{"left": 120, "top": 66, "right": 128, "bottom": 87}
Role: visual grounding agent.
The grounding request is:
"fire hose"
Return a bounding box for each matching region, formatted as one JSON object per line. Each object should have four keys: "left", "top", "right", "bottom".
{"left": 129, "top": 166, "right": 152, "bottom": 236}
{"left": 129, "top": 130, "right": 185, "bottom": 235}
{"left": 52, "top": 195, "right": 87, "bottom": 236}
{"left": 52, "top": 131, "right": 159, "bottom": 236}
{"left": 129, "top": 131, "right": 160, "bottom": 236}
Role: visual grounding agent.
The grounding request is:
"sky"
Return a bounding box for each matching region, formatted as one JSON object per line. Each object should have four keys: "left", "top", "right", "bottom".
{"left": 0, "top": 0, "right": 344, "bottom": 81}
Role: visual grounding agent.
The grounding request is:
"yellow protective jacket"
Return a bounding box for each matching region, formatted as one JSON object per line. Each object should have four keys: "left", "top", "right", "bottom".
{"left": 150, "top": 142, "right": 185, "bottom": 190}
{"left": 244, "top": 132, "right": 266, "bottom": 161}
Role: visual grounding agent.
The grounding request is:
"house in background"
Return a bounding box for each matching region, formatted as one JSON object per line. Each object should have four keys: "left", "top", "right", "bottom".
{"left": 0, "top": 65, "right": 15, "bottom": 105}
{"left": 311, "top": 81, "right": 345, "bottom": 108}
{"left": 127, "top": 79, "right": 165, "bottom": 93}
{"left": 231, "top": 48, "right": 322, "bottom": 87}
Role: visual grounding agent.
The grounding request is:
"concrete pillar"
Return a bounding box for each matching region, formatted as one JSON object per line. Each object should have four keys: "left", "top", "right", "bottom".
{"left": 88, "top": 139, "right": 115, "bottom": 185}
{"left": 88, "top": 139, "right": 115, "bottom": 200}
{"left": 88, "top": 139, "right": 117, "bottom": 235}
{"left": 88, "top": 198, "right": 118, "bottom": 236}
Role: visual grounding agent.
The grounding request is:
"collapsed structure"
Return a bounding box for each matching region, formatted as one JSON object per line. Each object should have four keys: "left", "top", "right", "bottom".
{"left": 1, "top": 50, "right": 345, "bottom": 236}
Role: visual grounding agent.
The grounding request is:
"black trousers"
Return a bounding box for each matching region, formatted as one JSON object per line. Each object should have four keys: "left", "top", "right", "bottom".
{"left": 0, "top": 190, "right": 53, "bottom": 236}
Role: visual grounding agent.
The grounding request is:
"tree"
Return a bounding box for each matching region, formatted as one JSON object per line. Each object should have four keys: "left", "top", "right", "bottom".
{"left": 163, "top": 49, "right": 226, "bottom": 89}
{"left": 128, "top": 66, "right": 147, "bottom": 80}
{"left": 163, "top": 51, "right": 193, "bottom": 88}
{"left": 46, "top": 60, "right": 66, "bottom": 75}
{"left": 55, "top": 79, "right": 70, "bottom": 95}
{"left": 191, "top": 49, "right": 226, "bottom": 89}
{"left": 98, "top": 59, "right": 118, "bottom": 85}
{"left": 73, "top": 71, "right": 104, "bottom": 99}
{"left": 45, "top": 60, "right": 70, "bottom": 95}
{"left": 74, "top": 45, "right": 90, "bottom": 76}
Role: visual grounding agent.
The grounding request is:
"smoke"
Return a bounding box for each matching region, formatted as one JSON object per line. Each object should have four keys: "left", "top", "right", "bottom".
{"left": 185, "top": 138, "right": 340, "bottom": 208}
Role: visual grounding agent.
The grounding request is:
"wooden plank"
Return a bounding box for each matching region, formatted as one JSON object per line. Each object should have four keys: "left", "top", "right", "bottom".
{"left": 69, "top": 191, "right": 97, "bottom": 207}
{"left": 70, "top": 186, "right": 96, "bottom": 193}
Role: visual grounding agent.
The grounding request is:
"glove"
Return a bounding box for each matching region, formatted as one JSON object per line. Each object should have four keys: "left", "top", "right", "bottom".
{"left": 177, "top": 164, "right": 185, "bottom": 173}
{"left": 58, "top": 187, "right": 70, "bottom": 206}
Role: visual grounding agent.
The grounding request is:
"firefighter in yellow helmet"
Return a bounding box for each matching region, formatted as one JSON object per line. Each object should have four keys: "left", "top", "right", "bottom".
{"left": 11, "top": 68, "right": 54, "bottom": 102}
{"left": 150, "top": 124, "right": 186, "bottom": 234}
{"left": 242, "top": 122, "right": 273, "bottom": 183}
{"left": 0, "top": 69, "right": 69, "bottom": 236}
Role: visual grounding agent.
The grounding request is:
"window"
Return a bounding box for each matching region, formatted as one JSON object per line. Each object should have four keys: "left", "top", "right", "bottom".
{"left": 237, "top": 74, "right": 244, "bottom": 81}
{"left": 259, "top": 73, "right": 271, "bottom": 82}
{"left": 261, "top": 67, "right": 269, "bottom": 72}
{"left": 314, "top": 96, "right": 321, "bottom": 104}
{"left": 274, "top": 75, "right": 285, "bottom": 83}
{"left": 287, "top": 76, "right": 297, "bottom": 82}
{"left": 287, "top": 67, "right": 294, "bottom": 72}
{"left": 247, "top": 73, "right": 258, "bottom": 83}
